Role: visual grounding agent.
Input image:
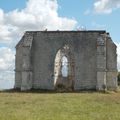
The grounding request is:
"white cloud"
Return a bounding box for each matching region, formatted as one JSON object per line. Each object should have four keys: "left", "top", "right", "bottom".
{"left": 5, "top": 0, "right": 77, "bottom": 32}
{"left": 0, "top": 71, "right": 15, "bottom": 89}
{"left": 0, "top": 47, "right": 15, "bottom": 89}
{"left": 0, "top": 0, "right": 77, "bottom": 89}
{"left": 0, "top": 0, "right": 77, "bottom": 44}
{"left": 0, "top": 9, "right": 4, "bottom": 23}
{"left": 0, "top": 9, "right": 12, "bottom": 42}
{"left": 116, "top": 43, "right": 120, "bottom": 71}
{"left": 92, "top": 21, "right": 105, "bottom": 29}
{"left": 0, "top": 47, "right": 15, "bottom": 71}
{"left": 94, "top": 0, "right": 120, "bottom": 14}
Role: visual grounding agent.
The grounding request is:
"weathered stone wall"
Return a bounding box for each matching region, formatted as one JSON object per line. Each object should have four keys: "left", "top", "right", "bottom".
{"left": 106, "top": 36, "right": 118, "bottom": 90}
{"left": 15, "top": 35, "right": 26, "bottom": 88}
{"left": 15, "top": 33, "right": 33, "bottom": 90}
{"left": 96, "top": 34, "right": 107, "bottom": 90}
{"left": 15, "top": 46, "right": 23, "bottom": 88}
{"left": 15, "top": 31, "right": 118, "bottom": 91}
{"left": 31, "top": 31, "right": 100, "bottom": 90}
{"left": 73, "top": 32, "right": 98, "bottom": 90}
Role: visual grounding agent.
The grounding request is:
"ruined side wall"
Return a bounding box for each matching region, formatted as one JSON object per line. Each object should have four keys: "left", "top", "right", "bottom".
{"left": 15, "top": 47, "right": 23, "bottom": 88}
{"left": 15, "top": 33, "right": 33, "bottom": 90}
{"left": 106, "top": 37, "right": 118, "bottom": 90}
{"left": 32, "top": 32, "right": 98, "bottom": 90}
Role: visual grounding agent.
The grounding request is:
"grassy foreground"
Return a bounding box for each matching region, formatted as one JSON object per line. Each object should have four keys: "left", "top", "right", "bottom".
{"left": 0, "top": 91, "right": 120, "bottom": 120}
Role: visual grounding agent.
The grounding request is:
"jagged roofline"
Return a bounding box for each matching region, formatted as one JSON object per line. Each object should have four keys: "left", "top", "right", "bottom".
{"left": 16, "top": 32, "right": 34, "bottom": 48}
{"left": 106, "top": 32, "right": 117, "bottom": 48}
{"left": 25, "top": 30, "right": 106, "bottom": 33}
{"left": 16, "top": 30, "right": 117, "bottom": 49}
{"left": 15, "top": 34, "right": 25, "bottom": 48}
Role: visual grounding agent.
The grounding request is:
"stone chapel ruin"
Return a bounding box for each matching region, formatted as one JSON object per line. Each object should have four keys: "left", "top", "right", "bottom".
{"left": 15, "top": 30, "right": 118, "bottom": 91}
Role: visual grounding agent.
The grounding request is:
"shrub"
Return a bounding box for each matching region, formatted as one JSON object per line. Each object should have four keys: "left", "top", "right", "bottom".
{"left": 118, "top": 72, "right": 120, "bottom": 85}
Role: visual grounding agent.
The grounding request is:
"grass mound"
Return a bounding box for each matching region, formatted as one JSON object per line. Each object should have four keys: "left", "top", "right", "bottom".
{"left": 0, "top": 91, "right": 120, "bottom": 120}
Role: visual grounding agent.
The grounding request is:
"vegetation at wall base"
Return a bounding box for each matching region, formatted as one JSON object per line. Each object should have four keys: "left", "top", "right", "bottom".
{"left": 118, "top": 72, "right": 120, "bottom": 85}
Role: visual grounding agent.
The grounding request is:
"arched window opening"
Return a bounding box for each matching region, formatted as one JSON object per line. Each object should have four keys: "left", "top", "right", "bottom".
{"left": 61, "top": 56, "right": 68, "bottom": 77}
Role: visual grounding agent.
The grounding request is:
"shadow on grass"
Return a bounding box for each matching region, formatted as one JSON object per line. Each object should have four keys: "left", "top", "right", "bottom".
{"left": 0, "top": 88, "right": 117, "bottom": 94}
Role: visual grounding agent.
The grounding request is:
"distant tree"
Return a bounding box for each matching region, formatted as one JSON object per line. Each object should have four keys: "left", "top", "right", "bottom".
{"left": 118, "top": 72, "right": 120, "bottom": 85}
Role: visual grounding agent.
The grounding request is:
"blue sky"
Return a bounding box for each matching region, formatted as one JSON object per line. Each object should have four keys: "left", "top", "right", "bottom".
{"left": 0, "top": 0, "right": 120, "bottom": 89}
{"left": 58, "top": 0, "right": 120, "bottom": 42}
{"left": 0, "top": 0, "right": 27, "bottom": 12}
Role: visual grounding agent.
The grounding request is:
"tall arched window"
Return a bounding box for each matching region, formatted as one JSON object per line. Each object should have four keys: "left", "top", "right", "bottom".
{"left": 54, "top": 45, "right": 75, "bottom": 89}
{"left": 61, "top": 56, "right": 68, "bottom": 77}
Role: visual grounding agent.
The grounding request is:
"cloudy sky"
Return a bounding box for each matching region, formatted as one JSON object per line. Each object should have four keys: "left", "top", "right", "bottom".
{"left": 0, "top": 0, "right": 120, "bottom": 89}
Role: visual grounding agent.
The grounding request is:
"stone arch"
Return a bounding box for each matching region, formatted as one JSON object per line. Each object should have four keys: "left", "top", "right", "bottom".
{"left": 54, "top": 45, "right": 75, "bottom": 90}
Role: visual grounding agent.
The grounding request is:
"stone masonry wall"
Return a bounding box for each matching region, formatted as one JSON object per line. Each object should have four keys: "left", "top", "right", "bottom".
{"left": 15, "top": 31, "right": 118, "bottom": 91}
{"left": 31, "top": 31, "right": 100, "bottom": 90}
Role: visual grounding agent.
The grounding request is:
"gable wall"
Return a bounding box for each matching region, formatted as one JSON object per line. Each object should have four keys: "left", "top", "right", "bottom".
{"left": 31, "top": 32, "right": 98, "bottom": 90}
{"left": 15, "top": 31, "right": 118, "bottom": 91}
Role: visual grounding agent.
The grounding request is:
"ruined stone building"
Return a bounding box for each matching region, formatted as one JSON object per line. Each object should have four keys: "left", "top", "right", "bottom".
{"left": 15, "top": 31, "right": 118, "bottom": 91}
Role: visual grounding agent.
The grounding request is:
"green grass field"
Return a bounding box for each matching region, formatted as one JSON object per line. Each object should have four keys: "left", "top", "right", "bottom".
{"left": 0, "top": 91, "right": 120, "bottom": 120}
